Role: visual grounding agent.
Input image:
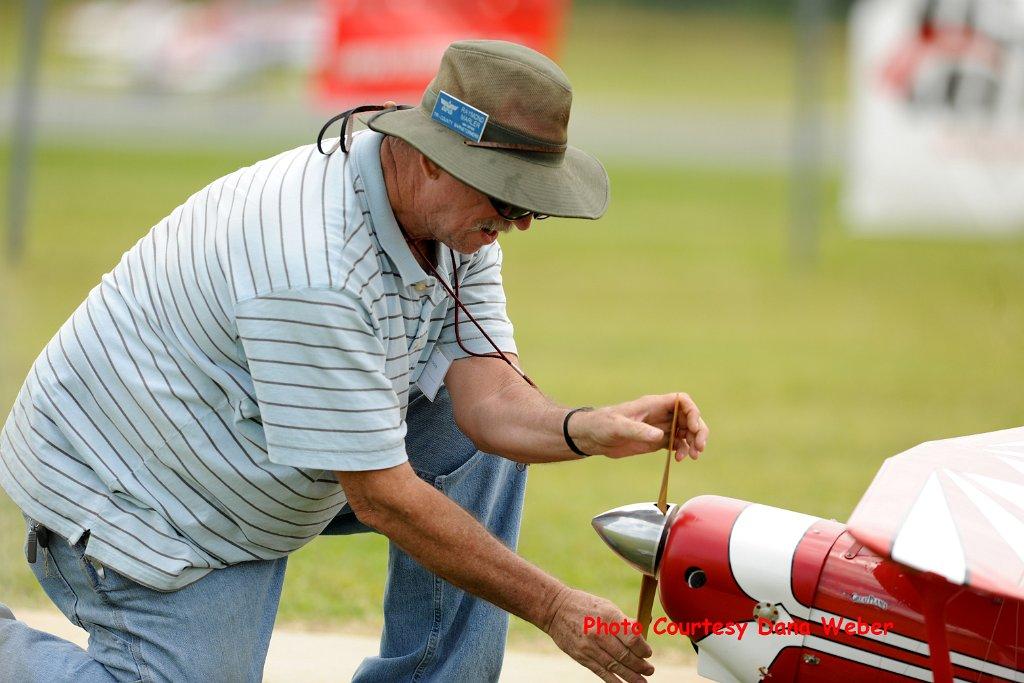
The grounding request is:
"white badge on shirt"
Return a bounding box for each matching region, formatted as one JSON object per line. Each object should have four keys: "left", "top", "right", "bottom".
{"left": 415, "top": 346, "right": 451, "bottom": 401}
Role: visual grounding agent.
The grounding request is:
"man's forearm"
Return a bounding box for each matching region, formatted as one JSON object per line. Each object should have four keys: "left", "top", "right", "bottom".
{"left": 337, "top": 465, "right": 568, "bottom": 629}
{"left": 457, "top": 377, "right": 584, "bottom": 463}
{"left": 447, "top": 356, "right": 690, "bottom": 463}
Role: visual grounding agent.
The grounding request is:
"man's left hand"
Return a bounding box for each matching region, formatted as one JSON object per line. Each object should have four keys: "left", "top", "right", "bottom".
{"left": 570, "top": 393, "right": 709, "bottom": 460}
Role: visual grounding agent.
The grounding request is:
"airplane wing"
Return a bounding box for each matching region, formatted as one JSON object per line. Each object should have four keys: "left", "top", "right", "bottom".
{"left": 846, "top": 426, "right": 1024, "bottom": 603}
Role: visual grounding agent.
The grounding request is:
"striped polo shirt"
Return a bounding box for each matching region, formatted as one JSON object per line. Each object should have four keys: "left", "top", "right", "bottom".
{"left": 0, "top": 131, "right": 516, "bottom": 591}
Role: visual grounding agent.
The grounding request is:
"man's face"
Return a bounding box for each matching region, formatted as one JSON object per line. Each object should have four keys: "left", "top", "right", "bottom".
{"left": 419, "top": 166, "right": 533, "bottom": 254}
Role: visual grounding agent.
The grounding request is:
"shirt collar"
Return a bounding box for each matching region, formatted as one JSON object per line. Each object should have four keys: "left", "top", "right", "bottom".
{"left": 350, "top": 131, "right": 431, "bottom": 288}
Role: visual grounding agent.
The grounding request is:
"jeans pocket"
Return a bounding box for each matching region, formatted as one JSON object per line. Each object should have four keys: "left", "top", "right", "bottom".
{"left": 433, "top": 448, "right": 490, "bottom": 492}
{"left": 72, "top": 533, "right": 121, "bottom": 603}
{"left": 71, "top": 534, "right": 103, "bottom": 590}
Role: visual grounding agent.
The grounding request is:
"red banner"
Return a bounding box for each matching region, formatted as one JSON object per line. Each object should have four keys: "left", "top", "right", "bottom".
{"left": 313, "top": 0, "right": 569, "bottom": 107}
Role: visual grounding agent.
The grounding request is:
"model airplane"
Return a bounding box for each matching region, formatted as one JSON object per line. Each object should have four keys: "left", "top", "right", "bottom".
{"left": 593, "top": 427, "right": 1024, "bottom": 682}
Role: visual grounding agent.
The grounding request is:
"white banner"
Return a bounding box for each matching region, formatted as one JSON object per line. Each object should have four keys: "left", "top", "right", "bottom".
{"left": 845, "top": 0, "right": 1024, "bottom": 235}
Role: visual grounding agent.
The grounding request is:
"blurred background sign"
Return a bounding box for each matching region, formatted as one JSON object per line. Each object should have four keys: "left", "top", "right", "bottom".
{"left": 314, "top": 0, "right": 569, "bottom": 106}
{"left": 63, "top": 0, "right": 321, "bottom": 92}
{"left": 845, "top": 0, "right": 1024, "bottom": 235}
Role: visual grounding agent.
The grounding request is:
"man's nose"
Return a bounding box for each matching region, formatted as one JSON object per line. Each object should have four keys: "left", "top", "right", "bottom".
{"left": 513, "top": 216, "right": 533, "bottom": 231}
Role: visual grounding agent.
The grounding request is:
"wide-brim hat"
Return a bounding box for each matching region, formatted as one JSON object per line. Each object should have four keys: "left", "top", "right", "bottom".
{"left": 366, "top": 40, "right": 609, "bottom": 220}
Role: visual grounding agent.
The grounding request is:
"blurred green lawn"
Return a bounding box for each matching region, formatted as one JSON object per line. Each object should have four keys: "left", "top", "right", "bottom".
{"left": 2, "top": 142, "right": 1022, "bottom": 653}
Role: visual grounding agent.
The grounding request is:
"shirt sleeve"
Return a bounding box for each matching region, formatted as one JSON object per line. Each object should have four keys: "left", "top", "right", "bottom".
{"left": 438, "top": 243, "right": 517, "bottom": 361}
{"left": 234, "top": 288, "right": 407, "bottom": 471}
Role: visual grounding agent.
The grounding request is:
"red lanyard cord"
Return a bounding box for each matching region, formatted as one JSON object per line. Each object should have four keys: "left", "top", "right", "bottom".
{"left": 407, "top": 239, "right": 537, "bottom": 389}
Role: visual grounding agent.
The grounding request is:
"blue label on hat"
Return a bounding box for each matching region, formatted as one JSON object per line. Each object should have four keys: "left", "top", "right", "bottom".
{"left": 431, "top": 90, "right": 489, "bottom": 143}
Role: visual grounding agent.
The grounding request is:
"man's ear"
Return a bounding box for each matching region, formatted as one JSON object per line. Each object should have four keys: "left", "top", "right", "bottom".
{"left": 418, "top": 152, "right": 441, "bottom": 180}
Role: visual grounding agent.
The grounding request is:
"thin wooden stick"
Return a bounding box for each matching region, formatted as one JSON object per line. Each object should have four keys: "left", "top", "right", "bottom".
{"left": 637, "top": 575, "right": 658, "bottom": 638}
{"left": 637, "top": 397, "right": 684, "bottom": 637}
{"left": 656, "top": 397, "right": 682, "bottom": 514}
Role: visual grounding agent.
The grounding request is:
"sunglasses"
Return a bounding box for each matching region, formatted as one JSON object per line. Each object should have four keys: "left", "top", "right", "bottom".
{"left": 488, "top": 196, "right": 549, "bottom": 221}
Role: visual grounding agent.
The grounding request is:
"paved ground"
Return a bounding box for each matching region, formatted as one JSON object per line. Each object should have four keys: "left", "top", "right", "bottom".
{"left": 12, "top": 606, "right": 704, "bottom": 682}
{"left": 0, "top": 87, "right": 844, "bottom": 170}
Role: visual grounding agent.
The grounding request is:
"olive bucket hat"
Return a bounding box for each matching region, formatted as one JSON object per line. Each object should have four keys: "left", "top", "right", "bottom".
{"left": 364, "top": 40, "right": 609, "bottom": 220}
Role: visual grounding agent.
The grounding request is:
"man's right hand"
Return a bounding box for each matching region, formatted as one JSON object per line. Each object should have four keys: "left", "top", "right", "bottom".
{"left": 543, "top": 586, "right": 655, "bottom": 683}
{"left": 571, "top": 392, "right": 709, "bottom": 461}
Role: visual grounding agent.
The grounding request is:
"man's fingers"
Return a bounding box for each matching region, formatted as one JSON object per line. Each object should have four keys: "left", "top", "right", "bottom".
{"left": 674, "top": 437, "right": 689, "bottom": 461}
{"left": 664, "top": 393, "right": 704, "bottom": 451}
{"left": 618, "top": 630, "right": 653, "bottom": 660}
{"left": 695, "top": 417, "right": 709, "bottom": 451}
{"left": 676, "top": 394, "right": 701, "bottom": 433}
{"left": 671, "top": 420, "right": 694, "bottom": 458}
{"left": 674, "top": 395, "right": 709, "bottom": 457}
{"left": 604, "top": 636, "right": 655, "bottom": 678}
{"left": 689, "top": 416, "right": 709, "bottom": 453}
{"left": 581, "top": 660, "right": 619, "bottom": 683}
{"left": 593, "top": 642, "right": 650, "bottom": 683}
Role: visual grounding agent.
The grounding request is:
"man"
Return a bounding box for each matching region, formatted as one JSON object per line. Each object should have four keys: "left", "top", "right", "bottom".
{"left": 0, "top": 40, "right": 708, "bottom": 682}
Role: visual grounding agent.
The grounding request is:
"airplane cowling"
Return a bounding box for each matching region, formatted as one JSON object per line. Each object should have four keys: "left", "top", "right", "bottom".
{"left": 643, "top": 495, "right": 1024, "bottom": 682}
{"left": 655, "top": 495, "right": 844, "bottom": 681}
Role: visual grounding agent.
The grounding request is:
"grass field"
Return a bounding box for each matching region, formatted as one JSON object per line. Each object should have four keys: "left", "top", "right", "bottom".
{"left": 1, "top": 142, "right": 1022, "bottom": 653}
{"left": 1, "top": 0, "right": 1022, "bottom": 660}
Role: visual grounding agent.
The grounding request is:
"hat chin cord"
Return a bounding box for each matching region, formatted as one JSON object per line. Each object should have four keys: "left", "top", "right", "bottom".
{"left": 406, "top": 237, "right": 538, "bottom": 390}
{"left": 316, "top": 104, "right": 414, "bottom": 156}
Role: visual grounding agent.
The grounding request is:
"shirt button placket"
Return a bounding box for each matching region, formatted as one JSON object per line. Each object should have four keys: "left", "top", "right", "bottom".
{"left": 410, "top": 280, "right": 433, "bottom": 356}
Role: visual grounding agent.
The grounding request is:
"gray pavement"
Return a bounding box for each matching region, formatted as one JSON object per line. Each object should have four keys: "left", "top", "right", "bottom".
{"left": 1, "top": 87, "right": 844, "bottom": 169}
{"left": 14, "top": 606, "right": 705, "bottom": 682}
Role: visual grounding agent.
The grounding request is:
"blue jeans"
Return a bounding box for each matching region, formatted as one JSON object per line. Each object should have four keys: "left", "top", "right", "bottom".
{"left": 0, "top": 388, "right": 528, "bottom": 682}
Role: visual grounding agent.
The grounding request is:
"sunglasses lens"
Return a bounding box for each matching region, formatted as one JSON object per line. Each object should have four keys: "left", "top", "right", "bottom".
{"left": 489, "top": 197, "right": 532, "bottom": 221}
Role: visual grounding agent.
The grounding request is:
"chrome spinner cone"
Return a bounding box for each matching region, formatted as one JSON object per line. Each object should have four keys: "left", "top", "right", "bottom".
{"left": 591, "top": 502, "right": 677, "bottom": 576}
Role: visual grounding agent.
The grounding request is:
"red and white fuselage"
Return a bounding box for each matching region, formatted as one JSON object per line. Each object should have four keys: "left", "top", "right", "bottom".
{"left": 594, "top": 428, "right": 1024, "bottom": 682}
{"left": 653, "top": 495, "right": 1024, "bottom": 682}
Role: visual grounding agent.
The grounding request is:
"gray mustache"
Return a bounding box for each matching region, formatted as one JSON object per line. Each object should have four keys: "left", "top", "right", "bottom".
{"left": 473, "top": 219, "right": 513, "bottom": 233}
